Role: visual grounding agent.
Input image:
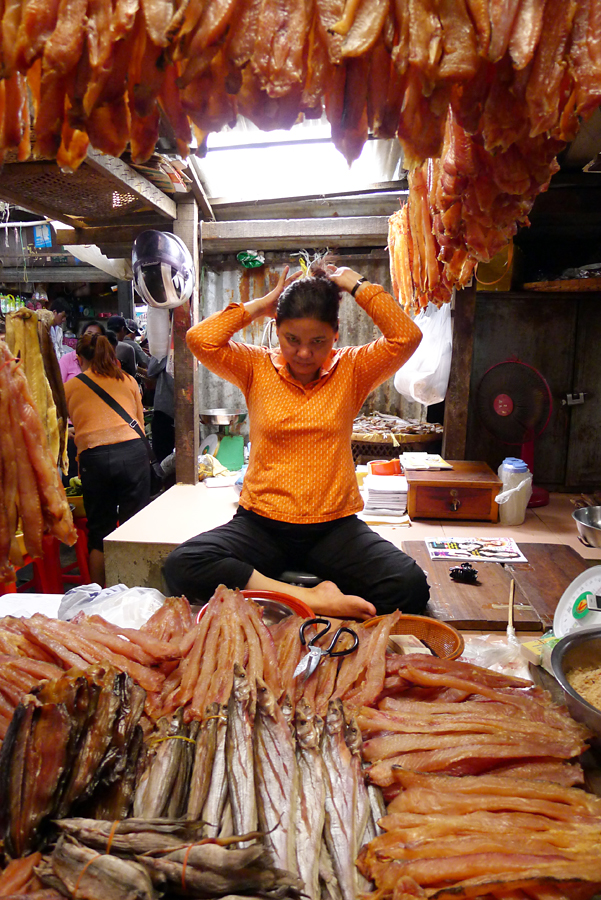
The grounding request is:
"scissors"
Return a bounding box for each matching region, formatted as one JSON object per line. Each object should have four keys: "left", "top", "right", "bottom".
{"left": 293, "top": 618, "right": 359, "bottom": 681}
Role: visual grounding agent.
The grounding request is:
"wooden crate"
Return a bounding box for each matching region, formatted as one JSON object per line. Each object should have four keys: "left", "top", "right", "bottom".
{"left": 406, "top": 460, "right": 501, "bottom": 522}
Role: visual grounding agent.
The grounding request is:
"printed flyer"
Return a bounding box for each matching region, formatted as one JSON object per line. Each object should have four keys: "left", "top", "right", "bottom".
{"left": 425, "top": 537, "right": 528, "bottom": 563}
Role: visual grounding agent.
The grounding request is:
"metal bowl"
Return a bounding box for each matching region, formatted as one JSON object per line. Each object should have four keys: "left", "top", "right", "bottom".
{"left": 551, "top": 627, "right": 601, "bottom": 745}
{"left": 572, "top": 506, "right": 601, "bottom": 549}
{"left": 199, "top": 408, "right": 247, "bottom": 426}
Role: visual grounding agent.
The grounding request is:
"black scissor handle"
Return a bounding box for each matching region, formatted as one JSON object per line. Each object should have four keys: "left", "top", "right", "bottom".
{"left": 300, "top": 617, "right": 331, "bottom": 647}
{"left": 326, "top": 626, "right": 359, "bottom": 657}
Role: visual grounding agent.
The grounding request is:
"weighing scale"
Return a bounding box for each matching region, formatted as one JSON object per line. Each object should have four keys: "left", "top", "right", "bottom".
{"left": 199, "top": 408, "right": 247, "bottom": 471}
{"left": 553, "top": 566, "right": 601, "bottom": 638}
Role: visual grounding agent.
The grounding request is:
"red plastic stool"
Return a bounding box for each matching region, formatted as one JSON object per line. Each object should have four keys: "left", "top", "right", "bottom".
{"left": 0, "top": 524, "right": 91, "bottom": 596}
{"left": 0, "top": 536, "right": 64, "bottom": 596}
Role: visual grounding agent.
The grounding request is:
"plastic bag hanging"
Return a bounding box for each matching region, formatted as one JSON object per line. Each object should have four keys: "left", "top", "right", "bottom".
{"left": 394, "top": 302, "right": 452, "bottom": 405}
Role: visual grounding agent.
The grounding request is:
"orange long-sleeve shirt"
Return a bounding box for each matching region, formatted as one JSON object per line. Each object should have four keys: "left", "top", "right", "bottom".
{"left": 65, "top": 371, "right": 145, "bottom": 454}
{"left": 187, "top": 283, "right": 421, "bottom": 524}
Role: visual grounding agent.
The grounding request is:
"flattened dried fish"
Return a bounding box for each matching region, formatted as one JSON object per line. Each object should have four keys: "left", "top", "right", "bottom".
{"left": 133, "top": 709, "right": 192, "bottom": 818}
{"left": 226, "top": 663, "right": 257, "bottom": 845}
{"left": 201, "top": 702, "right": 228, "bottom": 837}
{"left": 322, "top": 699, "right": 359, "bottom": 900}
{"left": 295, "top": 699, "right": 326, "bottom": 900}
{"left": 46, "top": 834, "right": 156, "bottom": 900}
{"left": 254, "top": 677, "right": 298, "bottom": 872}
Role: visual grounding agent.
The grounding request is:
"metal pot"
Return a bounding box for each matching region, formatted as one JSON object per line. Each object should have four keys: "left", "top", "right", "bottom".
{"left": 199, "top": 408, "right": 247, "bottom": 427}
{"left": 572, "top": 506, "right": 601, "bottom": 549}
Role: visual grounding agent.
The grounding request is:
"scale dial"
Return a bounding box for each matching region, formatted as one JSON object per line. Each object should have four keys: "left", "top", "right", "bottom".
{"left": 554, "top": 566, "right": 601, "bottom": 637}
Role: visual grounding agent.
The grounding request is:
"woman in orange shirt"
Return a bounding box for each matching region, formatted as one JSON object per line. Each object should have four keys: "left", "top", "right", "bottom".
{"left": 65, "top": 333, "right": 150, "bottom": 586}
{"left": 164, "top": 262, "right": 429, "bottom": 619}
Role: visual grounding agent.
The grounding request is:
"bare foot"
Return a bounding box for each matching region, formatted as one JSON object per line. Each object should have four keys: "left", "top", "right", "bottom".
{"left": 307, "top": 581, "right": 376, "bottom": 620}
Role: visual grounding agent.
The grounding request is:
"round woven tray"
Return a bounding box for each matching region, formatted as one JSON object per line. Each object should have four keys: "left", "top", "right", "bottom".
{"left": 365, "top": 613, "right": 464, "bottom": 660}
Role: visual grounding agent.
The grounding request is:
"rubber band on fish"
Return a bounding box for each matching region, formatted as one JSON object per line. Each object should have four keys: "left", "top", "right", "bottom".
{"left": 181, "top": 843, "right": 193, "bottom": 892}
{"left": 73, "top": 853, "right": 103, "bottom": 897}
{"left": 147, "top": 831, "right": 266, "bottom": 859}
{"left": 148, "top": 734, "right": 197, "bottom": 746}
{"left": 203, "top": 713, "right": 228, "bottom": 723}
{"left": 105, "top": 820, "right": 120, "bottom": 854}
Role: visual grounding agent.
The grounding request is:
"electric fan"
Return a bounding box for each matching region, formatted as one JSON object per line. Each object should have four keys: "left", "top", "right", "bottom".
{"left": 475, "top": 359, "right": 553, "bottom": 507}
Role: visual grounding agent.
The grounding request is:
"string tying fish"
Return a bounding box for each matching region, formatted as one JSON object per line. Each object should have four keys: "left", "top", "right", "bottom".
{"left": 203, "top": 713, "right": 228, "bottom": 723}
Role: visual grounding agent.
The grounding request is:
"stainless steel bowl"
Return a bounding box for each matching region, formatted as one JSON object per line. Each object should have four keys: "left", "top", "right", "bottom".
{"left": 199, "top": 408, "right": 247, "bottom": 426}
{"left": 551, "top": 627, "right": 601, "bottom": 744}
{"left": 572, "top": 506, "right": 601, "bottom": 549}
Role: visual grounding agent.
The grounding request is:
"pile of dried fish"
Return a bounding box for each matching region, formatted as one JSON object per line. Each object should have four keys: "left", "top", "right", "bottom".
{"left": 5, "top": 309, "right": 69, "bottom": 471}
{"left": 389, "top": 109, "right": 565, "bottom": 310}
{"left": 37, "top": 822, "right": 303, "bottom": 900}
{"left": 352, "top": 413, "right": 443, "bottom": 440}
{"left": 359, "top": 770, "right": 601, "bottom": 899}
{"left": 0, "top": 655, "right": 64, "bottom": 741}
{"left": 0, "top": 664, "right": 145, "bottom": 856}
{"left": 272, "top": 611, "right": 402, "bottom": 716}
{"left": 0, "top": 340, "right": 76, "bottom": 583}
{"left": 145, "top": 584, "right": 284, "bottom": 721}
{"left": 0, "top": 0, "right": 599, "bottom": 174}
{"left": 356, "top": 653, "right": 601, "bottom": 897}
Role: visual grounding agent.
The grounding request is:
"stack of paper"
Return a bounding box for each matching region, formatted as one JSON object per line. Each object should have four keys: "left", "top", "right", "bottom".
{"left": 400, "top": 452, "right": 453, "bottom": 470}
{"left": 362, "top": 474, "right": 408, "bottom": 515}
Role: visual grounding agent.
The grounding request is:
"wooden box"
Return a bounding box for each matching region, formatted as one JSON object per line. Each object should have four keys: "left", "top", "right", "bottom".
{"left": 405, "top": 460, "right": 501, "bottom": 522}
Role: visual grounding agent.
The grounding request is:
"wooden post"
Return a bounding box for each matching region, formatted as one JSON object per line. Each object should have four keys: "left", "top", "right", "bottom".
{"left": 173, "top": 196, "right": 199, "bottom": 484}
{"left": 442, "top": 282, "right": 477, "bottom": 460}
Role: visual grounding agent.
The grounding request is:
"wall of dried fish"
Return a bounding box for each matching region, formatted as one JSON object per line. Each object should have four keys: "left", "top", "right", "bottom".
{"left": 198, "top": 253, "right": 426, "bottom": 428}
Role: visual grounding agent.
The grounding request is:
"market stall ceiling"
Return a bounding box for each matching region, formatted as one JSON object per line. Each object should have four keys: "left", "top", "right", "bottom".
{"left": 198, "top": 115, "right": 406, "bottom": 206}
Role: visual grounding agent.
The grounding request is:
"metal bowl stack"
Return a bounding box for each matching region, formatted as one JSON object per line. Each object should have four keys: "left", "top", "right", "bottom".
{"left": 551, "top": 627, "right": 601, "bottom": 744}
{"left": 199, "top": 408, "right": 247, "bottom": 426}
{"left": 572, "top": 506, "right": 601, "bottom": 549}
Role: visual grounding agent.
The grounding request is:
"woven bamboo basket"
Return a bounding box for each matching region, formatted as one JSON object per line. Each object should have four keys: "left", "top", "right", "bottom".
{"left": 364, "top": 613, "right": 464, "bottom": 660}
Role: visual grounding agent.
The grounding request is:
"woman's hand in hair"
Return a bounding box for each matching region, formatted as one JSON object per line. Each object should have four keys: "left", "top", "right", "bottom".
{"left": 325, "top": 265, "right": 368, "bottom": 296}
{"left": 243, "top": 266, "right": 302, "bottom": 321}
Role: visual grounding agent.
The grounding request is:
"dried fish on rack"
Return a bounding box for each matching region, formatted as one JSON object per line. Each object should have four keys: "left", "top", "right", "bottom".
{"left": 0, "top": 341, "right": 76, "bottom": 581}
{"left": 5, "top": 309, "right": 67, "bottom": 471}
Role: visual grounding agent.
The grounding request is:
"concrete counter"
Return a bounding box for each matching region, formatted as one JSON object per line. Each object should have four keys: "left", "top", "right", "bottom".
{"left": 104, "top": 483, "right": 239, "bottom": 592}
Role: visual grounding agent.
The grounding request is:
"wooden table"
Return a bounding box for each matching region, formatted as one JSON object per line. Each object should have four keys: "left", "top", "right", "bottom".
{"left": 405, "top": 541, "right": 595, "bottom": 631}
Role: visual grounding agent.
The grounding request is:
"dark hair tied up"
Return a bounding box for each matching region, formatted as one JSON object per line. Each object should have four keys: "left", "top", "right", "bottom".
{"left": 275, "top": 258, "right": 341, "bottom": 331}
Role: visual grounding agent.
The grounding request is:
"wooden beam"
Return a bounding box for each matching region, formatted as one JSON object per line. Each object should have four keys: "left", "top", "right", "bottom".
{"left": 185, "top": 157, "right": 215, "bottom": 221}
{"left": 201, "top": 216, "right": 389, "bottom": 252}
{"left": 55, "top": 225, "right": 168, "bottom": 246}
{"left": 0, "top": 266, "right": 119, "bottom": 282}
{"left": 173, "top": 196, "right": 200, "bottom": 485}
{"left": 442, "top": 282, "right": 477, "bottom": 460}
{"left": 85, "top": 149, "right": 177, "bottom": 220}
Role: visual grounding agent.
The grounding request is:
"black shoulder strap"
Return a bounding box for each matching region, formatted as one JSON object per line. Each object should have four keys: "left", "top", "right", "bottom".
{"left": 76, "top": 374, "right": 157, "bottom": 465}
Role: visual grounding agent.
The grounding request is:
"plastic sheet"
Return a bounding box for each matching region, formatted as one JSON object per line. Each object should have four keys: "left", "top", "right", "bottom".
{"left": 58, "top": 583, "right": 166, "bottom": 628}
{"left": 460, "top": 633, "right": 532, "bottom": 681}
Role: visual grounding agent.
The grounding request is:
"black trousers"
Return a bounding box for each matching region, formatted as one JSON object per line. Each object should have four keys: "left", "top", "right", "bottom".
{"left": 163, "top": 507, "right": 430, "bottom": 615}
{"left": 152, "top": 409, "right": 175, "bottom": 463}
{"left": 79, "top": 439, "right": 151, "bottom": 552}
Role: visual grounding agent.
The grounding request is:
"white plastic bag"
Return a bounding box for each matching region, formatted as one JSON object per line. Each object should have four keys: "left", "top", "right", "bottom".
{"left": 58, "top": 583, "right": 166, "bottom": 628}
{"left": 394, "top": 302, "right": 452, "bottom": 405}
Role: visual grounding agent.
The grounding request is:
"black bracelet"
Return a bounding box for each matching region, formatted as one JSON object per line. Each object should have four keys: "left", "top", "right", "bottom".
{"left": 350, "top": 276, "right": 368, "bottom": 297}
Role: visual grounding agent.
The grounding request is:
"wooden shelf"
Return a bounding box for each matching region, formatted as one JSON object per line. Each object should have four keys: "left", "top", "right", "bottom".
{"left": 523, "top": 277, "right": 601, "bottom": 292}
